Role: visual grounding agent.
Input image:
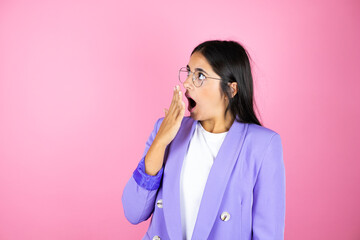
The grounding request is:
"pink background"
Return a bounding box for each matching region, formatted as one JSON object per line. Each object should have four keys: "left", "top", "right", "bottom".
{"left": 1, "top": 0, "right": 359, "bottom": 239}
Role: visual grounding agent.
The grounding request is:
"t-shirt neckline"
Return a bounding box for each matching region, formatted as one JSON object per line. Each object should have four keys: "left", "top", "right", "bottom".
{"left": 197, "top": 121, "right": 228, "bottom": 140}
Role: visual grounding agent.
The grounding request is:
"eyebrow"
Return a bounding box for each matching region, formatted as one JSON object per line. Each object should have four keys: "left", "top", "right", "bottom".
{"left": 186, "top": 65, "right": 209, "bottom": 75}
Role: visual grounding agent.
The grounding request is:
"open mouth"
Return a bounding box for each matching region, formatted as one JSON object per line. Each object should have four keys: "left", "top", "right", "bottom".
{"left": 189, "top": 97, "right": 196, "bottom": 108}
{"left": 186, "top": 96, "right": 197, "bottom": 111}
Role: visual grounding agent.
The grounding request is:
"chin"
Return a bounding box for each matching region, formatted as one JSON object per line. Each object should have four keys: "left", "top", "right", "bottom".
{"left": 190, "top": 112, "right": 206, "bottom": 121}
{"left": 189, "top": 112, "right": 199, "bottom": 120}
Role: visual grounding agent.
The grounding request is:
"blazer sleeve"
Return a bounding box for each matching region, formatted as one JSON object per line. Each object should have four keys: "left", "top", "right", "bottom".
{"left": 121, "top": 117, "right": 165, "bottom": 225}
{"left": 252, "top": 133, "right": 286, "bottom": 240}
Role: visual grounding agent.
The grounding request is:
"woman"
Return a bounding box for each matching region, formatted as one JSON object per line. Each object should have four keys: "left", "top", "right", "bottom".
{"left": 122, "top": 40, "right": 285, "bottom": 240}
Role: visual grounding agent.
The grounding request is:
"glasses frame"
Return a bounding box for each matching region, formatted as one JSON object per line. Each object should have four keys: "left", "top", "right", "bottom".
{"left": 178, "top": 67, "right": 222, "bottom": 87}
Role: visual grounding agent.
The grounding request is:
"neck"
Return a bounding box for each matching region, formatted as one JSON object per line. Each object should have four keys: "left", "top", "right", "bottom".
{"left": 199, "top": 111, "right": 235, "bottom": 133}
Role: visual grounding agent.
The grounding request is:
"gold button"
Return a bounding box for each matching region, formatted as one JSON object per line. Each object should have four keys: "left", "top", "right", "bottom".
{"left": 156, "top": 199, "right": 163, "bottom": 208}
{"left": 152, "top": 236, "right": 160, "bottom": 240}
{"left": 220, "top": 211, "right": 230, "bottom": 221}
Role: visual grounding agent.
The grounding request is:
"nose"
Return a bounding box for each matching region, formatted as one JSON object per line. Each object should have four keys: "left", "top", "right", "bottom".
{"left": 182, "top": 73, "right": 194, "bottom": 90}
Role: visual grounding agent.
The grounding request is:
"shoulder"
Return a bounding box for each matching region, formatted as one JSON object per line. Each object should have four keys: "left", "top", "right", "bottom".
{"left": 240, "top": 123, "right": 284, "bottom": 176}
{"left": 242, "top": 122, "right": 282, "bottom": 153}
{"left": 246, "top": 123, "right": 280, "bottom": 139}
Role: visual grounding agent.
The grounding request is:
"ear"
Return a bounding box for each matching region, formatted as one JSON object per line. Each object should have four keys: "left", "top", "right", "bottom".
{"left": 228, "top": 82, "right": 238, "bottom": 98}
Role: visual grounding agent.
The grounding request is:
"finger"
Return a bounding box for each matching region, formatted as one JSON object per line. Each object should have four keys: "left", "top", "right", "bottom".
{"left": 168, "top": 86, "right": 178, "bottom": 114}
{"left": 177, "top": 90, "right": 183, "bottom": 109}
{"left": 175, "top": 97, "right": 184, "bottom": 116}
{"left": 176, "top": 85, "right": 181, "bottom": 102}
{"left": 176, "top": 90, "right": 181, "bottom": 107}
{"left": 176, "top": 100, "right": 185, "bottom": 120}
{"left": 168, "top": 85, "right": 179, "bottom": 115}
{"left": 174, "top": 85, "right": 181, "bottom": 104}
{"left": 164, "top": 108, "right": 168, "bottom": 117}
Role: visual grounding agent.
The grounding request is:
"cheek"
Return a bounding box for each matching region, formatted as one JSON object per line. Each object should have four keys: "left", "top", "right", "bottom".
{"left": 198, "top": 90, "right": 223, "bottom": 109}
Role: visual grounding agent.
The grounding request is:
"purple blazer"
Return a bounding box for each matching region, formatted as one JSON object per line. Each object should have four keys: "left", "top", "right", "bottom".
{"left": 122, "top": 116, "right": 285, "bottom": 240}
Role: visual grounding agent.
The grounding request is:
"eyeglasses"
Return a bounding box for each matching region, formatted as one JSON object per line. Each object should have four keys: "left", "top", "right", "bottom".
{"left": 178, "top": 67, "right": 222, "bottom": 87}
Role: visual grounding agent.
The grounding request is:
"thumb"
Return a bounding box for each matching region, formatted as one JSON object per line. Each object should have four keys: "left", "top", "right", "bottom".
{"left": 164, "top": 108, "right": 168, "bottom": 116}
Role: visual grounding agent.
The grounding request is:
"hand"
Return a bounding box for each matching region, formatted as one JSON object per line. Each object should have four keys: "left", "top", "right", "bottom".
{"left": 154, "top": 85, "right": 185, "bottom": 147}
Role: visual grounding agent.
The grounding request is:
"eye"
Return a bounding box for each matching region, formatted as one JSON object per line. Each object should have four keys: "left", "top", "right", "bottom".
{"left": 186, "top": 69, "right": 191, "bottom": 76}
{"left": 198, "top": 72, "right": 206, "bottom": 80}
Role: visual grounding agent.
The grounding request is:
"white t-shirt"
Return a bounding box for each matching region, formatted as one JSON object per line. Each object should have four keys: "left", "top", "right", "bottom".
{"left": 180, "top": 121, "right": 228, "bottom": 240}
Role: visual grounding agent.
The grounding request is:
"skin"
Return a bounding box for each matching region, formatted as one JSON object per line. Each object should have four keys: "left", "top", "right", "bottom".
{"left": 182, "top": 51, "right": 238, "bottom": 133}
{"left": 144, "top": 51, "right": 238, "bottom": 176}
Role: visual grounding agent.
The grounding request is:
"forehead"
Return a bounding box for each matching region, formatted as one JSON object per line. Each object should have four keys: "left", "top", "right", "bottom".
{"left": 187, "top": 52, "right": 213, "bottom": 72}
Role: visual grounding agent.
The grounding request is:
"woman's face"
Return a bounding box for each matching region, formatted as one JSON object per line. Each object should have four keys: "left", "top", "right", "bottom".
{"left": 183, "top": 51, "right": 228, "bottom": 122}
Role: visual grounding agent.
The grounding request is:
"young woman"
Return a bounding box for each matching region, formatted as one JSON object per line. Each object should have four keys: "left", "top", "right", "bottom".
{"left": 122, "top": 40, "right": 286, "bottom": 240}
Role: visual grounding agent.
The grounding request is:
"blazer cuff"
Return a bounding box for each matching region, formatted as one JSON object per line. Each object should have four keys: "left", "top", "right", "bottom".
{"left": 132, "top": 156, "right": 164, "bottom": 191}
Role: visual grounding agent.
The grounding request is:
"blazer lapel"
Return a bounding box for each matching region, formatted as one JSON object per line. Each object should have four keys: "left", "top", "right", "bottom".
{"left": 163, "top": 117, "right": 197, "bottom": 240}
{"left": 163, "top": 118, "right": 249, "bottom": 240}
{"left": 191, "top": 120, "right": 249, "bottom": 240}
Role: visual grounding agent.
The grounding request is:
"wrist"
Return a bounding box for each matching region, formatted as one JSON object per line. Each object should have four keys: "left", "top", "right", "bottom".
{"left": 152, "top": 137, "right": 168, "bottom": 149}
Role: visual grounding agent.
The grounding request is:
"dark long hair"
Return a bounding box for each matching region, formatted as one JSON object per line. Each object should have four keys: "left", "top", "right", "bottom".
{"left": 191, "top": 40, "right": 262, "bottom": 126}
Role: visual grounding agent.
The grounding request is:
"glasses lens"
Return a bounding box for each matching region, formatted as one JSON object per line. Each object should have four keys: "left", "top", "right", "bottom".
{"left": 178, "top": 68, "right": 203, "bottom": 87}
{"left": 179, "top": 68, "right": 189, "bottom": 83}
{"left": 193, "top": 71, "right": 203, "bottom": 87}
